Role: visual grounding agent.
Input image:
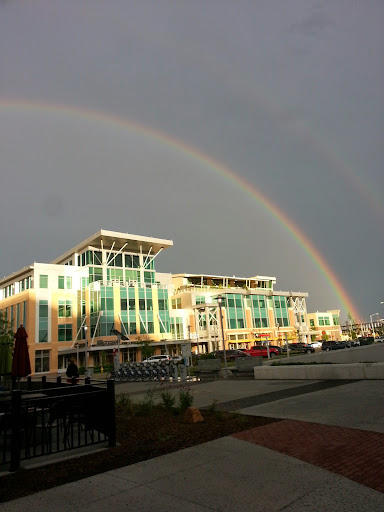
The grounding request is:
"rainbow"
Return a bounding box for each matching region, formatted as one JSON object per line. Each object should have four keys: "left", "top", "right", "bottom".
{"left": 0, "top": 98, "right": 361, "bottom": 319}
{"left": 23, "top": 3, "right": 382, "bottom": 223}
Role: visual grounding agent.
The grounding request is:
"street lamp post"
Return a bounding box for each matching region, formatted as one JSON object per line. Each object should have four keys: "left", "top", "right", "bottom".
{"left": 282, "top": 322, "right": 290, "bottom": 358}
{"left": 84, "top": 325, "right": 88, "bottom": 377}
{"left": 217, "top": 295, "right": 228, "bottom": 376}
{"left": 370, "top": 313, "right": 379, "bottom": 338}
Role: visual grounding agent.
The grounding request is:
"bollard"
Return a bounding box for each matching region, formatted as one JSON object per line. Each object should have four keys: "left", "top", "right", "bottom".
{"left": 179, "top": 364, "right": 187, "bottom": 382}
{"left": 172, "top": 364, "right": 179, "bottom": 382}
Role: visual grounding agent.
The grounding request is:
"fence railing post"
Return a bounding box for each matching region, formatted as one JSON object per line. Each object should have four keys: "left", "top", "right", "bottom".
{"left": 10, "top": 390, "right": 22, "bottom": 472}
{"left": 27, "top": 376, "right": 32, "bottom": 390}
{"left": 42, "top": 376, "right": 47, "bottom": 389}
{"left": 106, "top": 379, "right": 116, "bottom": 448}
{"left": 85, "top": 377, "right": 91, "bottom": 385}
{"left": 57, "top": 376, "right": 61, "bottom": 386}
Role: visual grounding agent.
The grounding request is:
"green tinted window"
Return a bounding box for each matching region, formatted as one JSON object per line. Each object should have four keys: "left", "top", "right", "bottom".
{"left": 39, "top": 300, "right": 48, "bottom": 342}
{"left": 40, "top": 275, "right": 48, "bottom": 288}
{"left": 58, "top": 324, "right": 72, "bottom": 342}
{"left": 39, "top": 301, "right": 48, "bottom": 317}
{"left": 158, "top": 299, "right": 167, "bottom": 310}
{"left": 58, "top": 300, "right": 72, "bottom": 318}
{"left": 235, "top": 295, "right": 243, "bottom": 308}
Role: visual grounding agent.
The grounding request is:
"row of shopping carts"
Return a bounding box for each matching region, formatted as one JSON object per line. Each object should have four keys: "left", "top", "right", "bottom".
{"left": 106, "top": 361, "right": 178, "bottom": 382}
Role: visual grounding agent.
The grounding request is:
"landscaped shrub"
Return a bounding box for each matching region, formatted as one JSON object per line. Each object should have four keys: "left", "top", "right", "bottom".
{"left": 160, "top": 388, "right": 176, "bottom": 410}
{"left": 116, "top": 394, "right": 133, "bottom": 414}
{"left": 207, "top": 399, "right": 219, "bottom": 412}
{"left": 178, "top": 386, "right": 194, "bottom": 411}
{"left": 199, "top": 353, "right": 216, "bottom": 359}
{"left": 137, "top": 387, "right": 157, "bottom": 415}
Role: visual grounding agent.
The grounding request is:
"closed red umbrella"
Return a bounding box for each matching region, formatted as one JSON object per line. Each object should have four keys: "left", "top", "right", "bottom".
{"left": 12, "top": 325, "right": 31, "bottom": 378}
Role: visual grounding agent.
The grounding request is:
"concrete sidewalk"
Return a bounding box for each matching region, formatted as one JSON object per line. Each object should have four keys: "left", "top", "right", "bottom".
{"left": 1, "top": 379, "right": 384, "bottom": 511}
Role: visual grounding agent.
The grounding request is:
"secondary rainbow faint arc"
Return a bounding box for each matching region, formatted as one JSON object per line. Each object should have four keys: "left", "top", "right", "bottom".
{"left": 0, "top": 98, "right": 360, "bottom": 319}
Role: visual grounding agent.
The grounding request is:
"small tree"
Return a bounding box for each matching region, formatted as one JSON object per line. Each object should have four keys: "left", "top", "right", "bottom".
{"left": 0, "top": 312, "right": 14, "bottom": 385}
{"left": 0, "top": 311, "right": 14, "bottom": 347}
{"left": 347, "top": 312, "right": 357, "bottom": 339}
{"left": 139, "top": 339, "right": 155, "bottom": 360}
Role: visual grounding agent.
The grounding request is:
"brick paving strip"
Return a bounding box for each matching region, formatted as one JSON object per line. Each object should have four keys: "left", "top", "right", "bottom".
{"left": 232, "top": 420, "right": 384, "bottom": 494}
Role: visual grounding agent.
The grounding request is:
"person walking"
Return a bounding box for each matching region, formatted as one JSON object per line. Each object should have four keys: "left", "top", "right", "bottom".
{"left": 66, "top": 358, "right": 79, "bottom": 383}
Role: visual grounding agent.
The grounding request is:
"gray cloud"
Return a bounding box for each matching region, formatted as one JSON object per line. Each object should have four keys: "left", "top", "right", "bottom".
{"left": 0, "top": 0, "right": 383, "bottom": 320}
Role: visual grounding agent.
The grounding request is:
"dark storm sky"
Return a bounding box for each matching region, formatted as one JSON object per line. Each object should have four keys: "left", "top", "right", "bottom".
{"left": 0, "top": 0, "right": 383, "bottom": 321}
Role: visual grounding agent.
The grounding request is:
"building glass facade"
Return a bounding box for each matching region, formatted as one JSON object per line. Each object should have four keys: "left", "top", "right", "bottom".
{"left": 0, "top": 230, "right": 320, "bottom": 375}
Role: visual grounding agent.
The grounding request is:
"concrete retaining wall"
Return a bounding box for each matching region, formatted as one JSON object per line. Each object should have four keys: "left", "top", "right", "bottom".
{"left": 284, "top": 343, "right": 384, "bottom": 364}
{"left": 254, "top": 362, "right": 384, "bottom": 380}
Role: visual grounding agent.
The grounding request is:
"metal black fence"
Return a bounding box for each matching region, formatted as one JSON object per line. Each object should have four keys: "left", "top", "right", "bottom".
{"left": 0, "top": 378, "right": 116, "bottom": 471}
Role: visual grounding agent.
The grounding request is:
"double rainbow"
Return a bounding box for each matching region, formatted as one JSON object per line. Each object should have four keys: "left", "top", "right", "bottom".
{"left": 0, "top": 98, "right": 360, "bottom": 319}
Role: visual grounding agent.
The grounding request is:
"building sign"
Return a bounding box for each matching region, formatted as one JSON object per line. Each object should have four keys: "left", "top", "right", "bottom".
{"left": 96, "top": 339, "right": 131, "bottom": 347}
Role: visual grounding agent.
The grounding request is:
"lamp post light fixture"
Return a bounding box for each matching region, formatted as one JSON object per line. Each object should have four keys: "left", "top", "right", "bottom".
{"left": 217, "top": 295, "right": 228, "bottom": 376}
{"left": 84, "top": 324, "right": 88, "bottom": 377}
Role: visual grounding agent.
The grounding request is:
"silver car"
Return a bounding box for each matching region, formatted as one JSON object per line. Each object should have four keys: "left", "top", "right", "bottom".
{"left": 142, "top": 355, "right": 171, "bottom": 363}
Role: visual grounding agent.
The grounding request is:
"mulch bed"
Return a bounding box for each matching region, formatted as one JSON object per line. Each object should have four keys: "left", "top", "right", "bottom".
{"left": 0, "top": 404, "right": 280, "bottom": 503}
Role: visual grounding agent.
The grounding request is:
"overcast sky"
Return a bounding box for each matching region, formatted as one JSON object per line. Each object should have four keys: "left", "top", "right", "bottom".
{"left": 0, "top": 0, "right": 383, "bottom": 322}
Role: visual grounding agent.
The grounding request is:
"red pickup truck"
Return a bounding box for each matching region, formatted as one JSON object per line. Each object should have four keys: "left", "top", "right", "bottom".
{"left": 242, "top": 345, "right": 279, "bottom": 358}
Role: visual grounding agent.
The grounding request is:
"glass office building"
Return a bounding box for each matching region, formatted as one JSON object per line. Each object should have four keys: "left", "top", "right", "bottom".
{"left": 0, "top": 230, "right": 314, "bottom": 375}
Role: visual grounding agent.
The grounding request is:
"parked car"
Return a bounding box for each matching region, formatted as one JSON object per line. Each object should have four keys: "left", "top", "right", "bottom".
{"left": 212, "top": 349, "right": 251, "bottom": 362}
{"left": 357, "top": 336, "right": 375, "bottom": 346}
{"left": 321, "top": 341, "right": 346, "bottom": 351}
{"left": 142, "top": 355, "right": 171, "bottom": 363}
{"left": 309, "top": 341, "right": 322, "bottom": 348}
{"left": 281, "top": 343, "right": 314, "bottom": 354}
{"left": 254, "top": 343, "right": 283, "bottom": 354}
{"left": 375, "top": 337, "right": 384, "bottom": 343}
{"left": 290, "top": 343, "right": 315, "bottom": 354}
{"left": 171, "top": 355, "right": 184, "bottom": 363}
{"left": 344, "top": 340, "right": 360, "bottom": 347}
{"left": 243, "top": 345, "right": 280, "bottom": 358}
